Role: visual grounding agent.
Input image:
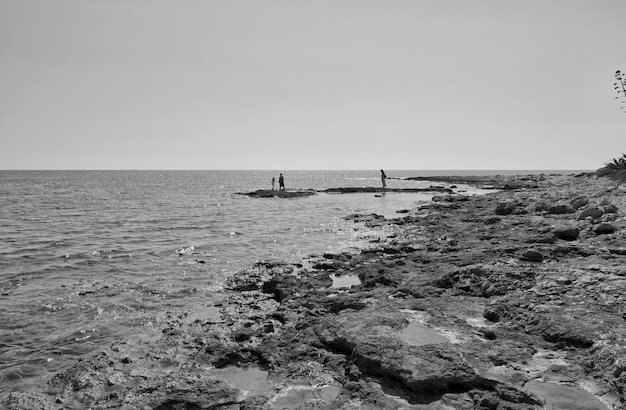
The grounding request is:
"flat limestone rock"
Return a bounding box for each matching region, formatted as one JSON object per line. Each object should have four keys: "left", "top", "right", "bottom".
{"left": 242, "top": 186, "right": 453, "bottom": 198}
{"left": 404, "top": 174, "right": 547, "bottom": 189}
{"left": 243, "top": 189, "right": 316, "bottom": 198}
{"left": 321, "top": 186, "right": 453, "bottom": 194}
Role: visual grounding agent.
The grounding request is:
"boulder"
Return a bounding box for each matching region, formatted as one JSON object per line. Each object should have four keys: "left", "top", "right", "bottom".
{"left": 495, "top": 202, "right": 517, "bottom": 215}
{"left": 553, "top": 225, "right": 580, "bottom": 241}
{"left": 603, "top": 204, "right": 618, "bottom": 214}
{"left": 484, "top": 217, "right": 501, "bottom": 225}
{"left": 548, "top": 204, "right": 576, "bottom": 214}
{"left": 577, "top": 207, "right": 604, "bottom": 221}
{"left": 483, "top": 307, "right": 501, "bottom": 322}
{"left": 570, "top": 196, "right": 589, "bottom": 210}
{"left": 520, "top": 249, "right": 544, "bottom": 262}
{"left": 593, "top": 223, "right": 616, "bottom": 235}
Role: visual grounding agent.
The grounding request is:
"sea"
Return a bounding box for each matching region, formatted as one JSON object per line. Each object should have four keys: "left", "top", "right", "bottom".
{"left": 0, "top": 169, "right": 577, "bottom": 397}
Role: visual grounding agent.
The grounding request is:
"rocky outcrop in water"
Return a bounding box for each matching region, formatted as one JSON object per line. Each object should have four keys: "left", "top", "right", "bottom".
{"left": 321, "top": 187, "right": 453, "bottom": 194}
{"left": 403, "top": 174, "right": 549, "bottom": 190}
{"left": 243, "top": 189, "right": 317, "bottom": 198}
{"left": 242, "top": 186, "right": 455, "bottom": 198}
{"left": 5, "top": 174, "right": 625, "bottom": 409}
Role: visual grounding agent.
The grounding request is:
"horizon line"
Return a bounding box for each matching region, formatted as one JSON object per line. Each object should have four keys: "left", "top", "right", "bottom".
{"left": 0, "top": 168, "right": 595, "bottom": 172}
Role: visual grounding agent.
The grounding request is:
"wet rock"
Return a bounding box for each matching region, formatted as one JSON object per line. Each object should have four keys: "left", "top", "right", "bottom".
{"left": 352, "top": 344, "right": 480, "bottom": 401}
{"left": 548, "top": 204, "right": 576, "bottom": 214}
{"left": 434, "top": 264, "right": 535, "bottom": 297}
{"left": 479, "top": 328, "right": 497, "bottom": 340}
{"left": 534, "top": 201, "right": 551, "bottom": 212}
{"left": 4, "top": 392, "right": 53, "bottom": 410}
{"left": 520, "top": 249, "right": 544, "bottom": 262}
{"left": 503, "top": 180, "right": 539, "bottom": 190}
{"left": 344, "top": 213, "right": 385, "bottom": 225}
{"left": 312, "top": 261, "right": 340, "bottom": 270}
{"left": 243, "top": 189, "right": 316, "bottom": 198}
{"left": 552, "top": 225, "right": 580, "bottom": 241}
{"left": 148, "top": 378, "right": 242, "bottom": 409}
{"left": 381, "top": 246, "right": 401, "bottom": 254}
{"left": 577, "top": 206, "right": 604, "bottom": 221}
{"left": 551, "top": 244, "right": 593, "bottom": 257}
{"left": 593, "top": 223, "right": 616, "bottom": 235}
{"left": 432, "top": 194, "right": 469, "bottom": 202}
{"left": 541, "top": 326, "right": 596, "bottom": 348}
{"left": 483, "top": 307, "right": 501, "bottom": 322}
{"left": 484, "top": 216, "right": 501, "bottom": 225}
{"left": 603, "top": 204, "right": 618, "bottom": 214}
{"left": 526, "top": 234, "right": 557, "bottom": 244}
{"left": 232, "top": 328, "right": 255, "bottom": 342}
{"left": 324, "top": 186, "right": 453, "bottom": 194}
{"left": 345, "top": 364, "right": 362, "bottom": 381}
{"left": 495, "top": 202, "right": 517, "bottom": 215}
{"left": 225, "top": 262, "right": 292, "bottom": 291}
{"left": 492, "top": 384, "right": 543, "bottom": 406}
{"left": 323, "top": 252, "right": 352, "bottom": 261}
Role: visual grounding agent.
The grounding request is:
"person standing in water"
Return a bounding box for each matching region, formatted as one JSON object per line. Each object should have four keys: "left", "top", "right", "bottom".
{"left": 271, "top": 177, "right": 276, "bottom": 190}
{"left": 278, "top": 173, "right": 285, "bottom": 191}
{"left": 380, "top": 169, "right": 387, "bottom": 189}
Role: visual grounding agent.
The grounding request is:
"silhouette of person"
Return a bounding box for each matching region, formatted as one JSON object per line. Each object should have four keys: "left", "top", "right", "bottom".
{"left": 271, "top": 177, "right": 276, "bottom": 191}
{"left": 279, "top": 173, "right": 285, "bottom": 191}
{"left": 380, "top": 169, "right": 387, "bottom": 189}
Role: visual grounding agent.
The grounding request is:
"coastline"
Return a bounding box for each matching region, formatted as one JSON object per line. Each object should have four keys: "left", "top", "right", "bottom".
{"left": 5, "top": 173, "right": 626, "bottom": 409}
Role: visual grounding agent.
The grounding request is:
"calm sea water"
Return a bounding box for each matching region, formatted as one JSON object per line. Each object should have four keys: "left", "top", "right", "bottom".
{"left": 0, "top": 169, "right": 574, "bottom": 396}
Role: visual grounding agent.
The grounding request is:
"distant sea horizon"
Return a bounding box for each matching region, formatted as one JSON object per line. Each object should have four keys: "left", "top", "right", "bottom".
{"left": 0, "top": 169, "right": 593, "bottom": 173}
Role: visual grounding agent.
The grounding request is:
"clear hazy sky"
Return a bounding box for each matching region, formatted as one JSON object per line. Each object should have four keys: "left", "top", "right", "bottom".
{"left": 1, "top": 0, "right": 624, "bottom": 170}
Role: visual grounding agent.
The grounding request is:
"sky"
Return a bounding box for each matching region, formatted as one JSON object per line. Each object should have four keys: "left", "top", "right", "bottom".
{"left": 1, "top": 0, "right": 625, "bottom": 170}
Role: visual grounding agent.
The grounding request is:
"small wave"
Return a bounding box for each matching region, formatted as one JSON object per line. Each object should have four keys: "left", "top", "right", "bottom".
{"left": 0, "top": 278, "right": 22, "bottom": 296}
{"left": 176, "top": 246, "right": 196, "bottom": 256}
{"left": 89, "top": 249, "right": 124, "bottom": 257}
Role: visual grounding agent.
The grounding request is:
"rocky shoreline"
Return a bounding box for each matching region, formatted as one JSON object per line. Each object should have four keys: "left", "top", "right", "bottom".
{"left": 5, "top": 173, "right": 626, "bottom": 409}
